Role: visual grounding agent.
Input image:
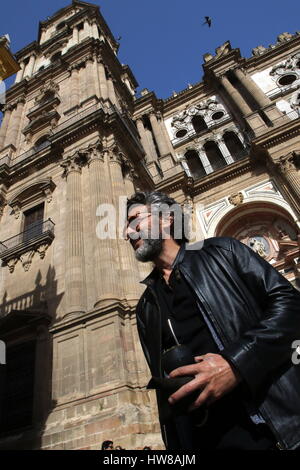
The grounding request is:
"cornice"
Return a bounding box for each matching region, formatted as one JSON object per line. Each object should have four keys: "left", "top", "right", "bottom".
{"left": 252, "top": 118, "right": 300, "bottom": 150}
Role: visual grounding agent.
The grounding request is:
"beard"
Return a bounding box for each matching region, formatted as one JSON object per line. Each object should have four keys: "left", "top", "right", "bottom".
{"left": 134, "top": 234, "right": 163, "bottom": 262}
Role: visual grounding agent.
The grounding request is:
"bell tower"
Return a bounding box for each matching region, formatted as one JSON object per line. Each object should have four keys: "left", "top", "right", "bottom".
{"left": 0, "top": 1, "right": 161, "bottom": 450}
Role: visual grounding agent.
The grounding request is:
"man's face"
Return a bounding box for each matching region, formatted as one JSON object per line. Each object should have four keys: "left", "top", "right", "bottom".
{"left": 126, "top": 204, "right": 163, "bottom": 262}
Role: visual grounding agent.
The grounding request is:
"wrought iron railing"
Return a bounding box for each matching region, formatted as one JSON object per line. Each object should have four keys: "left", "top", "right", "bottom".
{"left": 0, "top": 218, "right": 55, "bottom": 253}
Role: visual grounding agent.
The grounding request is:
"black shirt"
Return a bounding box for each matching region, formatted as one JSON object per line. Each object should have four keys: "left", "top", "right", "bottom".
{"left": 154, "top": 267, "right": 219, "bottom": 357}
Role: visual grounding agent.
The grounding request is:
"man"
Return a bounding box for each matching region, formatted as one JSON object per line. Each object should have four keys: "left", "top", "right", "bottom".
{"left": 126, "top": 191, "right": 300, "bottom": 450}
{"left": 101, "top": 440, "right": 114, "bottom": 450}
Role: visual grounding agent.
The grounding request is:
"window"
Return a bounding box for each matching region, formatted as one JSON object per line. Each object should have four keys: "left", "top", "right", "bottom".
{"left": 278, "top": 74, "right": 297, "bottom": 86}
{"left": 51, "top": 52, "right": 61, "bottom": 63}
{"left": 0, "top": 340, "right": 36, "bottom": 433}
{"left": 185, "top": 150, "right": 206, "bottom": 179}
{"left": 203, "top": 141, "right": 226, "bottom": 171}
{"left": 191, "top": 115, "right": 208, "bottom": 133}
{"left": 22, "top": 203, "right": 44, "bottom": 243}
{"left": 56, "top": 21, "right": 66, "bottom": 31}
{"left": 176, "top": 129, "right": 187, "bottom": 138}
{"left": 223, "top": 131, "right": 245, "bottom": 161}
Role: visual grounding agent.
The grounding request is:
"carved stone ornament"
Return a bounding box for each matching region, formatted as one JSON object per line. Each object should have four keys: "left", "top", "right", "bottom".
{"left": 277, "top": 32, "right": 293, "bottom": 43}
{"left": 12, "top": 202, "right": 21, "bottom": 219}
{"left": 36, "top": 243, "right": 49, "bottom": 259}
{"left": 35, "top": 80, "right": 60, "bottom": 103}
{"left": 61, "top": 150, "right": 89, "bottom": 176}
{"left": 7, "top": 258, "right": 18, "bottom": 273}
{"left": 278, "top": 154, "right": 297, "bottom": 173}
{"left": 20, "top": 250, "right": 35, "bottom": 271}
{"left": 228, "top": 192, "right": 244, "bottom": 206}
{"left": 203, "top": 41, "right": 232, "bottom": 63}
{"left": 252, "top": 45, "right": 267, "bottom": 56}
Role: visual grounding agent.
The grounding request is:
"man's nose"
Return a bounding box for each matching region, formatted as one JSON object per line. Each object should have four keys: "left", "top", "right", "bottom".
{"left": 125, "top": 223, "right": 139, "bottom": 241}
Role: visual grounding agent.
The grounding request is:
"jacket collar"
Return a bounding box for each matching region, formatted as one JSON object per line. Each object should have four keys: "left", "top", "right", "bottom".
{"left": 140, "top": 243, "right": 186, "bottom": 286}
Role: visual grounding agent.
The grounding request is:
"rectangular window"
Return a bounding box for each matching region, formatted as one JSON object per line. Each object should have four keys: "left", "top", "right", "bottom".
{"left": 0, "top": 340, "right": 36, "bottom": 433}
{"left": 22, "top": 203, "right": 44, "bottom": 243}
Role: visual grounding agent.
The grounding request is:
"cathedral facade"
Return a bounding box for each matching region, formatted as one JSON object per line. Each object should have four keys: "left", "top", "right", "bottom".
{"left": 0, "top": 0, "right": 299, "bottom": 449}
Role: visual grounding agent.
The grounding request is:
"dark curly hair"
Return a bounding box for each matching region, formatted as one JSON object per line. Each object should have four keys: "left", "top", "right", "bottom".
{"left": 127, "top": 190, "right": 189, "bottom": 245}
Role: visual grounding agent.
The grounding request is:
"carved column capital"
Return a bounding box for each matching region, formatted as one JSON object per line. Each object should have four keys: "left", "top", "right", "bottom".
{"left": 278, "top": 153, "right": 297, "bottom": 173}
{"left": 87, "top": 140, "right": 104, "bottom": 164}
{"left": 61, "top": 151, "right": 89, "bottom": 176}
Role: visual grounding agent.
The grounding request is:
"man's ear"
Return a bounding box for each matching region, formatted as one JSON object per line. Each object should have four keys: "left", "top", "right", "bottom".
{"left": 161, "top": 214, "right": 174, "bottom": 237}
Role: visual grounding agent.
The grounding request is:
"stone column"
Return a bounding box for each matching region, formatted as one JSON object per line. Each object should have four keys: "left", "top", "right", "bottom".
{"left": 234, "top": 68, "right": 270, "bottom": 108}
{"left": 84, "top": 19, "right": 91, "bottom": 38}
{"left": 136, "top": 117, "right": 153, "bottom": 161}
{"left": 198, "top": 148, "right": 213, "bottom": 173}
{"left": 85, "top": 56, "right": 95, "bottom": 99}
{"left": 278, "top": 154, "right": 300, "bottom": 202}
{"left": 70, "top": 65, "right": 80, "bottom": 109}
{"left": 24, "top": 54, "right": 36, "bottom": 78}
{"left": 220, "top": 74, "right": 252, "bottom": 116}
{"left": 107, "top": 72, "right": 117, "bottom": 106}
{"left": 0, "top": 104, "right": 12, "bottom": 149}
{"left": 61, "top": 153, "right": 87, "bottom": 316}
{"left": 73, "top": 25, "right": 79, "bottom": 44}
{"left": 6, "top": 98, "right": 25, "bottom": 148}
{"left": 15, "top": 61, "right": 25, "bottom": 83}
{"left": 88, "top": 144, "right": 119, "bottom": 306}
{"left": 216, "top": 138, "right": 234, "bottom": 164}
{"left": 149, "top": 111, "right": 170, "bottom": 157}
{"left": 91, "top": 21, "right": 99, "bottom": 39}
{"left": 97, "top": 56, "right": 108, "bottom": 100}
{"left": 109, "top": 152, "right": 141, "bottom": 304}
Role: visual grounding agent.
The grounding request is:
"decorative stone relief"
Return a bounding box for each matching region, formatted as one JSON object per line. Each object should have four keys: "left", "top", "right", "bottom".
{"left": 203, "top": 40, "right": 232, "bottom": 63}
{"left": 20, "top": 250, "right": 35, "bottom": 271}
{"left": 171, "top": 96, "right": 229, "bottom": 139}
{"left": 36, "top": 243, "right": 49, "bottom": 259}
{"left": 7, "top": 258, "right": 18, "bottom": 273}
{"left": 228, "top": 192, "right": 244, "bottom": 206}
{"left": 278, "top": 153, "right": 297, "bottom": 173}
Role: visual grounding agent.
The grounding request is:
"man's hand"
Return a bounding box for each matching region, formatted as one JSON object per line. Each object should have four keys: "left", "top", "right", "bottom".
{"left": 168, "top": 353, "right": 241, "bottom": 411}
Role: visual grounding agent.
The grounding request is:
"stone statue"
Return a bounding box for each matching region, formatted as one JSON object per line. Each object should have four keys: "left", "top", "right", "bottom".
{"left": 249, "top": 237, "right": 267, "bottom": 258}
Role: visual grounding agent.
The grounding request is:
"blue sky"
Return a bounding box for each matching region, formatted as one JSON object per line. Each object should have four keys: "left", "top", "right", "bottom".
{"left": 1, "top": 0, "right": 300, "bottom": 98}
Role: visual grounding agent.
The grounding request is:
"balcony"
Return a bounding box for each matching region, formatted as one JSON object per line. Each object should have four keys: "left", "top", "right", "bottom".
{"left": 0, "top": 218, "right": 55, "bottom": 272}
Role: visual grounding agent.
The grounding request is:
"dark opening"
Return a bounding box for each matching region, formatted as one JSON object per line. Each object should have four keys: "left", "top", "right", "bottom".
{"left": 278, "top": 74, "right": 297, "bottom": 86}
{"left": 23, "top": 203, "right": 45, "bottom": 243}
{"left": 185, "top": 150, "right": 206, "bottom": 179}
{"left": 0, "top": 340, "right": 36, "bottom": 433}
{"left": 211, "top": 111, "right": 224, "bottom": 121}
{"left": 191, "top": 115, "right": 208, "bottom": 133}
{"left": 176, "top": 129, "right": 188, "bottom": 138}
{"left": 51, "top": 52, "right": 61, "bottom": 63}
{"left": 56, "top": 21, "right": 66, "bottom": 31}
{"left": 204, "top": 141, "right": 226, "bottom": 171}
{"left": 223, "top": 132, "right": 246, "bottom": 161}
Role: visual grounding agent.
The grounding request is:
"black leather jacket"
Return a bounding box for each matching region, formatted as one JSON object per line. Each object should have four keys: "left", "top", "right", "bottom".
{"left": 136, "top": 237, "right": 300, "bottom": 450}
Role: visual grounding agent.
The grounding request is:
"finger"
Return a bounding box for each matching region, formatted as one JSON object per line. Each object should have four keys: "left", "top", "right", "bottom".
{"left": 169, "top": 363, "right": 206, "bottom": 378}
{"left": 194, "top": 356, "right": 204, "bottom": 363}
{"left": 188, "top": 387, "right": 211, "bottom": 411}
{"left": 168, "top": 376, "right": 206, "bottom": 404}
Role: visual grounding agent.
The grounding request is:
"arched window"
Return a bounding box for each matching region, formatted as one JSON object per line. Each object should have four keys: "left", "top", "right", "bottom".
{"left": 191, "top": 115, "right": 208, "bottom": 134}
{"left": 56, "top": 21, "right": 66, "bottom": 31}
{"left": 51, "top": 52, "right": 61, "bottom": 63}
{"left": 223, "top": 132, "right": 245, "bottom": 161}
{"left": 203, "top": 141, "right": 226, "bottom": 171}
{"left": 184, "top": 150, "right": 206, "bottom": 179}
{"left": 34, "top": 135, "right": 50, "bottom": 151}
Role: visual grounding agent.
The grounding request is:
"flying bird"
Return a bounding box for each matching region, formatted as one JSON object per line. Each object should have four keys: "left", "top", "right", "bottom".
{"left": 203, "top": 16, "right": 212, "bottom": 28}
